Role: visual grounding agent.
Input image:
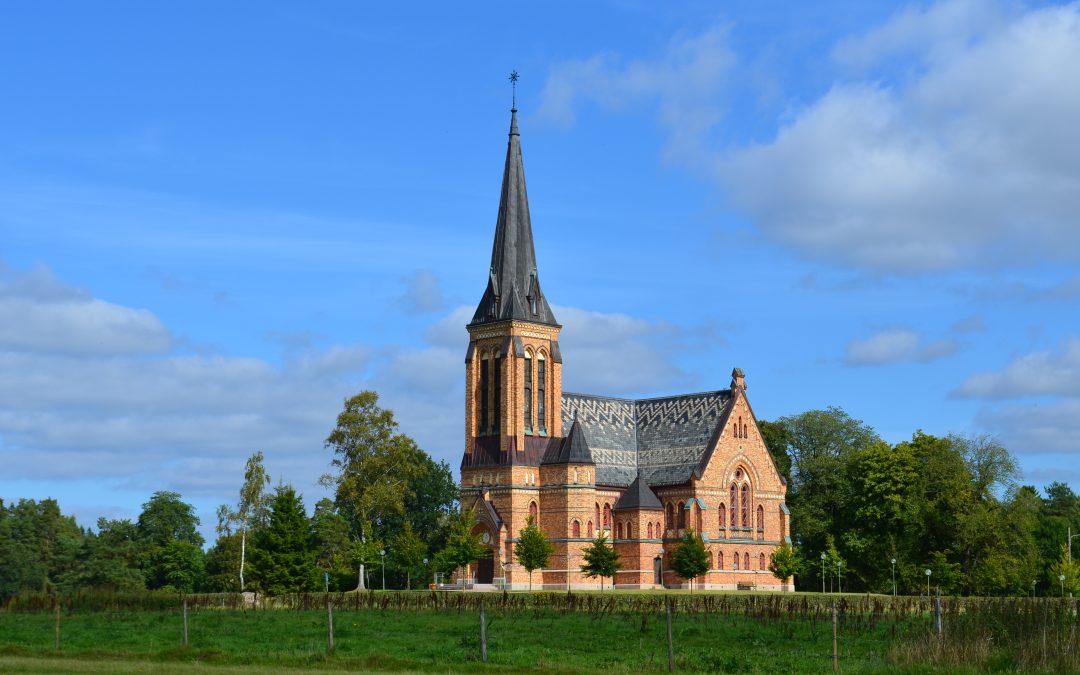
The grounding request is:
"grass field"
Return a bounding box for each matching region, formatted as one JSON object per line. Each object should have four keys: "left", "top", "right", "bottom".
{"left": 1, "top": 591, "right": 1077, "bottom": 672}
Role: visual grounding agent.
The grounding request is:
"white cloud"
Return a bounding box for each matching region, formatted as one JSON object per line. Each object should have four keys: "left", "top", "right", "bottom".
{"left": 537, "top": 23, "right": 734, "bottom": 164}
{"left": 0, "top": 263, "right": 171, "bottom": 355}
{"left": 845, "top": 327, "right": 957, "bottom": 366}
{"left": 976, "top": 399, "right": 1080, "bottom": 456}
{"left": 955, "top": 337, "right": 1080, "bottom": 398}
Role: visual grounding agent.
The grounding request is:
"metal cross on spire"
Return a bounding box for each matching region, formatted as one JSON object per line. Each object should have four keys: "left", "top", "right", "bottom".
{"left": 509, "top": 70, "right": 519, "bottom": 109}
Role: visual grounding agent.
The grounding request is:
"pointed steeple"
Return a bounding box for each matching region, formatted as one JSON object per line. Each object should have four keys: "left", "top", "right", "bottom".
{"left": 470, "top": 108, "right": 558, "bottom": 327}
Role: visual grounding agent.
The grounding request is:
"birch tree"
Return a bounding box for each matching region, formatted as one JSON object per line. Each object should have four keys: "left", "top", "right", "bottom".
{"left": 218, "top": 451, "right": 271, "bottom": 592}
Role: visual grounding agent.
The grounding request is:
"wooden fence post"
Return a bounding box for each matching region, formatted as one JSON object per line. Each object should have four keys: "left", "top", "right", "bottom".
{"left": 933, "top": 588, "right": 942, "bottom": 638}
{"left": 666, "top": 597, "right": 675, "bottom": 672}
{"left": 832, "top": 601, "right": 838, "bottom": 673}
{"left": 326, "top": 595, "right": 334, "bottom": 653}
{"left": 182, "top": 598, "right": 189, "bottom": 647}
{"left": 479, "top": 599, "right": 488, "bottom": 663}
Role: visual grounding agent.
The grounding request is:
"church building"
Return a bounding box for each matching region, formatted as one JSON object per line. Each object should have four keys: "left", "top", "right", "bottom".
{"left": 460, "top": 106, "right": 792, "bottom": 590}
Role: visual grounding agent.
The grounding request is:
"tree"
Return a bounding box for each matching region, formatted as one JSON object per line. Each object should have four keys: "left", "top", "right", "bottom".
{"left": 581, "top": 535, "right": 621, "bottom": 592}
{"left": 160, "top": 539, "right": 205, "bottom": 592}
{"left": 310, "top": 498, "right": 352, "bottom": 589}
{"left": 321, "top": 391, "right": 427, "bottom": 589}
{"left": 136, "top": 492, "right": 203, "bottom": 590}
{"left": 514, "top": 515, "right": 554, "bottom": 591}
{"left": 769, "top": 543, "right": 801, "bottom": 587}
{"left": 390, "top": 522, "right": 428, "bottom": 589}
{"left": 218, "top": 451, "right": 272, "bottom": 592}
{"left": 0, "top": 498, "right": 83, "bottom": 595}
{"left": 434, "top": 509, "right": 489, "bottom": 587}
{"left": 203, "top": 533, "right": 242, "bottom": 592}
{"left": 757, "top": 419, "right": 793, "bottom": 486}
{"left": 77, "top": 518, "right": 146, "bottom": 592}
{"left": 1049, "top": 544, "right": 1080, "bottom": 596}
{"left": 250, "top": 486, "right": 315, "bottom": 595}
{"left": 670, "top": 529, "right": 710, "bottom": 592}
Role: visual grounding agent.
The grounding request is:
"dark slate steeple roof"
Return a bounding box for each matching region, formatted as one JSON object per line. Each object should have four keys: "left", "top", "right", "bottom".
{"left": 613, "top": 475, "right": 664, "bottom": 511}
{"left": 541, "top": 419, "right": 594, "bottom": 465}
{"left": 471, "top": 108, "right": 558, "bottom": 327}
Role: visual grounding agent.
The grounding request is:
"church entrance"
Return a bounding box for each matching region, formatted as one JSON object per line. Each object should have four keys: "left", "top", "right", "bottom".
{"left": 476, "top": 556, "right": 494, "bottom": 584}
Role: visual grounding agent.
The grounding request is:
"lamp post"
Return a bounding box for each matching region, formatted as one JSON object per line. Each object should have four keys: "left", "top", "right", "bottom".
{"left": 891, "top": 558, "right": 896, "bottom": 597}
{"left": 1061, "top": 574, "right": 1066, "bottom": 597}
{"left": 1032, "top": 579, "right": 1037, "bottom": 598}
{"left": 380, "top": 549, "right": 386, "bottom": 590}
{"left": 423, "top": 558, "right": 429, "bottom": 589}
{"left": 821, "top": 552, "right": 827, "bottom": 594}
{"left": 924, "top": 568, "right": 931, "bottom": 597}
{"left": 837, "top": 560, "right": 843, "bottom": 594}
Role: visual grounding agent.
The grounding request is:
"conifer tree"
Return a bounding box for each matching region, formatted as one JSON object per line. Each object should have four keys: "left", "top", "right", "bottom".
{"left": 514, "top": 515, "right": 553, "bottom": 591}
{"left": 670, "top": 529, "right": 710, "bottom": 592}
{"left": 581, "top": 534, "right": 621, "bottom": 592}
{"left": 251, "top": 485, "right": 315, "bottom": 595}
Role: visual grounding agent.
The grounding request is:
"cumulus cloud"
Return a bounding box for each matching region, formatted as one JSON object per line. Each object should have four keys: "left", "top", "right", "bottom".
{"left": 541, "top": 1, "right": 1080, "bottom": 274}
{"left": 975, "top": 399, "right": 1080, "bottom": 456}
{"left": 397, "top": 269, "right": 445, "bottom": 314}
{"left": 0, "top": 263, "right": 172, "bottom": 355}
{"left": 845, "top": 327, "right": 957, "bottom": 366}
{"left": 955, "top": 338, "right": 1080, "bottom": 399}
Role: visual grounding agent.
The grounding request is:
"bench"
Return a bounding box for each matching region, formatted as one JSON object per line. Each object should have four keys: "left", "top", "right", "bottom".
{"left": 736, "top": 582, "right": 756, "bottom": 591}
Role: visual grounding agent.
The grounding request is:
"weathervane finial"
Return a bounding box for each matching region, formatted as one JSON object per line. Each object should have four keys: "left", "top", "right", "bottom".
{"left": 509, "top": 70, "right": 519, "bottom": 109}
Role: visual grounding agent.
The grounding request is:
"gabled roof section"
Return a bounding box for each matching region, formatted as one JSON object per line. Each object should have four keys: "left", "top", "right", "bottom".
{"left": 562, "top": 390, "right": 733, "bottom": 487}
{"left": 540, "top": 418, "right": 595, "bottom": 465}
{"left": 471, "top": 108, "right": 558, "bottom": 327}
{"left": 613, "top": 475, "right": 664, "bottom": 511}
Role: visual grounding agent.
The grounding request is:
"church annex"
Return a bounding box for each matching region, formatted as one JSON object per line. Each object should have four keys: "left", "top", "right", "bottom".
{"left": 460, "top": 106, "right": 792, "bottom": 590}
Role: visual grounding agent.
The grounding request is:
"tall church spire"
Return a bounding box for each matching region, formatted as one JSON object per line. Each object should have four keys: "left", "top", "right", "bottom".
{"left": 470, "top": 105, "right": 558, "bottom": 326}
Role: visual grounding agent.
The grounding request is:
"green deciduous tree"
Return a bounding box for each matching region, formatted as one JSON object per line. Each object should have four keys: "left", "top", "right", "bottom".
{"left": 514, "top": 515, "right": 554, "bottom": 591}
{"left": 310, "top": 498, "right": 352, "bottom": 589}
{"left": 321, "top": 391, "right": 427, "bottom": 589}
{"left": 433, "top": 509, "right": 488, "bottom": 587}
{"left": 250, "top": 486, "right": 315, "bottom": 595}
{"left": 136, "top": 491, "right": 203, "bottom": 591}
{"left": 218, "top": 451, "right": 272, "bottom": 593}
{"left": 769, "top": 543, "right": 801, "bottom": 587}
{"left": 581, "top": 534, "right": 621, "bottom": 592}
{"left": 670, "top": 529, "right": 710, "bottom": 592}
{"left": 78, "top": 518, "right": 146, "bottom": 592}
{"left": 202, "top": 533, "right": 242, "bottom": 592}
{"left": 390, "top": 522, "right": 428, "bottom": 589}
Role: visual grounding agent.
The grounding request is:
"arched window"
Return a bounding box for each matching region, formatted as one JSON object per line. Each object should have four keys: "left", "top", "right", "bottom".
{"left": 587, "top": 521, "right": 594, "bottom": 538}
{"left": 677, "top": 502, "right": 686, "bottom": 529}
{"left": 616, "top": 522, "right": 623, "bottom": 539}
{"left": 738, "top": 417, "right": 742, "bottom": 438}
{"left": 529, "top": 501, "right": 538, "bottom": 520}
{"left": 730, "top": 484, "right": 738, "bottom": 527}
{"left": 718, "top": 504, "right": 726, "bottom": 532}
{"left": 733, "top": 551, "right": 740, "bottom": 570}
{"left": 493, "top": 351, "right": 501, "bottom": 432}
{"left": 537, "top": 352, "right": 546, "bottom": 434}
{"left": 717, "top": 551, "right": 724, "bottom": 569}
{"left": 666, "top": 503, "right": 674, "bottom": 530}
{"left": 479, "top": 352, "right": 489, "bottom": 433}
{"left": 647, "top": 522, "right": 654, "bottom": 539}
{"left": 595, "top": 503, "right": 601, "bottom": 529}
{"left": 656, "top": 521, "right": 662, "bottom": 537}
{"left": 744, "top": 552, "right": 750, "bottom": 570}
{"left": 572, "top": 520, "right": 580, "bottom": 538}
{"left": 603, "top": 503, "right": 612, "bottom": 528}
{"left": 741, "top": 484, "right": 750, "bottom": 527}
{"left": 759, "top": 553, "right": 766, "bottom": 570}
{"left": 695, "top": 503, "right": 703, "bottom": 532}
{"left": 523, "top": 352, "right": 532, "bottom": 433}
{"left": 756, "top": 505, "right": 764, "bottom": 532}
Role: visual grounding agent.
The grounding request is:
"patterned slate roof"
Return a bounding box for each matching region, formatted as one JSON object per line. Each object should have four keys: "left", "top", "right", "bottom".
{"left": 612, "top": 475, "right": 664, "bottom": 511}
{"left": 540, "top": 419, "right": 595, "bottom": 465}
{"left": 561, "top": 390, "right": 732, "bottom": 488}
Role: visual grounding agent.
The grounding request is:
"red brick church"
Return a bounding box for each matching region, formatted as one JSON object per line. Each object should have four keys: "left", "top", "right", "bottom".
{"left": 460, "top": 106, "right": 792, "bottom": 590}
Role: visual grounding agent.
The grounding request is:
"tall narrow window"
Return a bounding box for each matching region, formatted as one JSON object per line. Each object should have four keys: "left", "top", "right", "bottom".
{"left": 744, "top": 552, "right": 750, "bottom": 570}
{"left": 595, "top": 504, "right": 601, "bottom": 529}
{"left": 677, "top": 502, "right": 686, "bottom": 529}
{"left": 717, "top": 551, "right": 724, "bottom": 569}
{"left": 572, "top": 520, "right": 580, "bottom": 538}
{"left": 757, "top": 505, "right": 764, "bottom": 532}
{"left": 759, "top": 553, "right": 766, "bottom": 570}
{"left": 730, "top": 484, "right": 738, "bottom": 527}
{"left": 587, "top": 521, "right": 594, "bottom": 538}
{"left": 718, "top": 504, "right": 726, "bottom": 532}
{"left": 529, "top": 501, "right": 538, "bottom": 520}
{"left": 617, "top": 523, "right": 623, "bottom": 539}
{"left": 479, "top": 354, "right": 489, "bottom": 433}
{"left": 537, "top": 353, "right": 546, "bottom": 434}
{"left": 493, "top": 352, "right": 502, "bottom": 433}
{"left": 666, "top": 504, "right": 674, "bottom": 530}
{"left": 523, "top": 354, "right": 532, "bottom": 433}
{"left": 741, "top": 484, "right": 750, "bottom": 527}
{"left": 647, "top": 522, "right": 654, "bottom": 539}
{"left": 603, "top": 504, "right": 612, "bottom": 529}
{"left": 733, "top": 551, "right": 740, "bottom": 570}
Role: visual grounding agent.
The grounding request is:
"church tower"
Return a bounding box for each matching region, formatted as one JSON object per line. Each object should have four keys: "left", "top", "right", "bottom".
{"left": 460, "top": 106, "right": 565, "bottom": 584}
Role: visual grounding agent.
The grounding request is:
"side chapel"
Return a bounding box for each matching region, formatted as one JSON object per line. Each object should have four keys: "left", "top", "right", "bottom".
{"left": 460, "top": 106, "right": 792, "bottom": 590}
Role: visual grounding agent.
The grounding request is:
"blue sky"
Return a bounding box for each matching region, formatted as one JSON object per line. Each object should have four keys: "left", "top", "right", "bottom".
{"left": 3, "top": 1, "right": 1079, "bottom": 543}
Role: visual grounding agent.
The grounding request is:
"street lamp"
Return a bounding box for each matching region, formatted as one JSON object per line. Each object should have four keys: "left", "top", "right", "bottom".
{"left": 1061, "top": 574, "right": 1066, "bottom": 597}
{"left": 891, "top": 558, "right": 896, "bottom": 597}
{"left": 837, "top": 561, "right": 843, "bottom": 594}
{"left": 821, "top": 552, "right": 827, "bottom": 594}
{"left": 1032, "top": 579, "right": 1037, "bottom": 598}
{"left": 423, "top": 558, "right": 429, "bottom": 589}
{"left": 924, "top": 568, "right": 932, "bottom": 597}
{"left": 380, "top": 549, "right": 387, "bottom": 590}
